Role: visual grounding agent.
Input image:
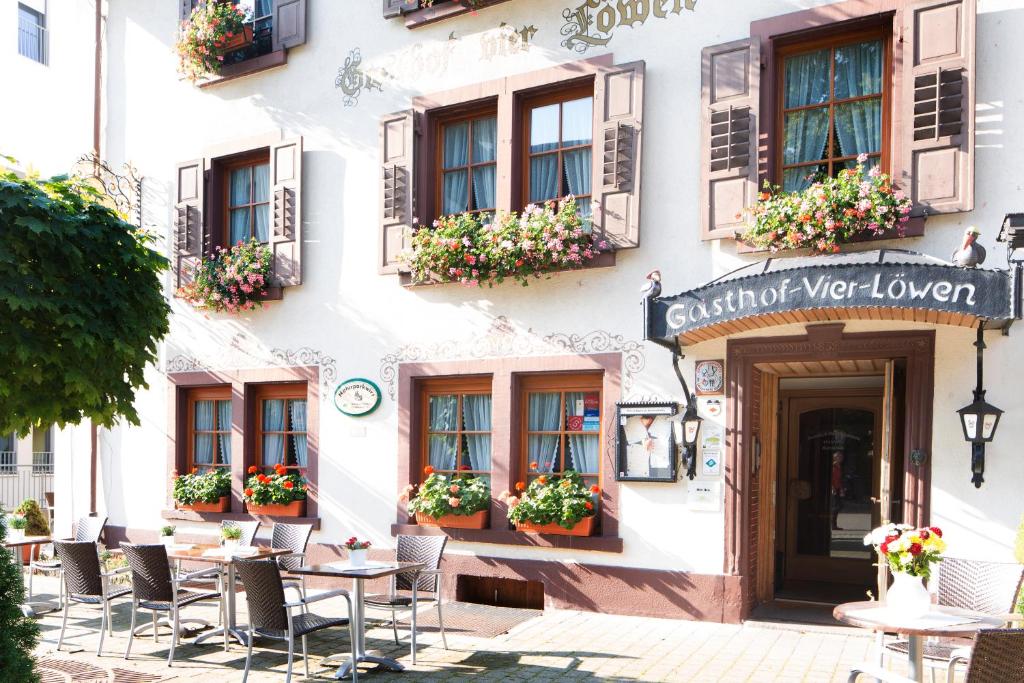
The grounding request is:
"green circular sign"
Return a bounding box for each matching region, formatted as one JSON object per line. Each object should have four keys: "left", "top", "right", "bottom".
{"left": 333, "top": 378, "right": 382, "bottom": 417}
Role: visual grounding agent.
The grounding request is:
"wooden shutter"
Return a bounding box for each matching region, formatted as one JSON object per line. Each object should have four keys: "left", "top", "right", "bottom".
{"left": 591, "top": 61, "right": 644, "bottom": 249}
{"left": 379, "top": 110, "right": 417, "bottom": 274}
{"left": 269, "top": 137, "right": 303, "bottom": 286}
{"left": 174, "top": 159, "right": 205, "bottom": 289}
{"left": 700, "top": 38, "right": 760, "bottom": 241}
{"left": 383, "top": 0, "right": 419, "bottom": 18}
{"left": 271, "top": 0, "right": 306, "bottom": 51}
{"left": 900, "top": 0, "right": 976, "bottom": 214}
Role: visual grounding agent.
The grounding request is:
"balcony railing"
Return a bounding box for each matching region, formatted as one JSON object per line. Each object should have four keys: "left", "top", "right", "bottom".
{"left": 0, "top": 464, "right": 54, "bottom": 513}
{"left": 18, "top": 23, "right": 47, "bottom": 64}
{"left": 32, "top": 451, "right": 54, "bottom": 475}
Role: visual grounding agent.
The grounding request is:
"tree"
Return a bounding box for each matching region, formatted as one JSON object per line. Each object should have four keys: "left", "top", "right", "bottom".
{"left": 0, "top": 167, "right": 170, "bottom": 435}
{"left": 0, "top": 512, "right": 40, "bottom": 682}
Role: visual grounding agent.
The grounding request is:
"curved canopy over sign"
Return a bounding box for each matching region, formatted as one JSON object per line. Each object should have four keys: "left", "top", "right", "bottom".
{"left": 647, "top": 250, "right": 1019, "bottom": 347}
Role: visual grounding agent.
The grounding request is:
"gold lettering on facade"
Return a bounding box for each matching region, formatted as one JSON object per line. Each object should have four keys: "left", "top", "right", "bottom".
{"left": 561, "top": 0, "right": 696, "bottom": 52}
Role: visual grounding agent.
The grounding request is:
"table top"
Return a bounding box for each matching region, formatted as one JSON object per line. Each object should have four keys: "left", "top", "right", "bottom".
{"left": 4, "top": 536, "right": 52, "bottom": 548}
{"left": 289, "top": 561, "right": 425, "bottom": 579}
{"left": 834, "top": 601, "right": 1007, "bottom": 637}
{"left": 112, "top": 543, "right": 290, "bottom": 565}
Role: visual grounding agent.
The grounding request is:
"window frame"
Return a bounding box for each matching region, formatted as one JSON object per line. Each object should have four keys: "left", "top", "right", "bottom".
{"left": 772, "top": 24, "right": 893, "bottom": 189}
{"left": 17, "top": 3, "right": 46, "bottom": 65}
{"left": 186, "top": 386, "right": 233, "bottom": 473}
{"left": 253, "top": 382, "right": 309, "bottom": 474}
{"left": 220, "top": 150, "right": 272, "bottom": 248}
{"left": 434, "top": 108, "right": 500, "bottom": 219}
{"left": 419, "top": 376, "right": 493, "bottom": 481}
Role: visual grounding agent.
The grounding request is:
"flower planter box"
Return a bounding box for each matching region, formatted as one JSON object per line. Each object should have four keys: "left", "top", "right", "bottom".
{"left": 246, "top": 499, "right": 306, "bottom": 517}
{"left": 176, "top": 496, "right": 231, "bottom": 513}
{"left": 514, "top": 515, "right": 596, "bottom": 537}
{"left": 415, "top": 509, "right": 489, "bottom": 529}
{"left": 222, "top": 24, "right": 254, "bottom": 51}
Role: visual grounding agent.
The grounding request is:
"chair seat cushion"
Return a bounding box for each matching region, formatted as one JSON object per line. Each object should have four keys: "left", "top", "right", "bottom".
{"left": 256, "top": 612, "right": 349, "bottom": 638}
{"left": 70, "top": 587, "right": 131, "bottom": 605}
{"left": 885, "top": 638, "right": 972, "bottom": 662}
{"left": 364, "top": 594, "right": 414, "bottom": 607}
{"left": 140, "top": 590, "right": 220, "bottom": 611}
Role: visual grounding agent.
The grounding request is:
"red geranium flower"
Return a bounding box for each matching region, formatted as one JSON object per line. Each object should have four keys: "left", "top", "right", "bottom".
{"left": 529, "top": 461, "right": 538, "bottom": 470}
{"left": 584, "top": 502, "right": 594, "bottom": 511}
{"left": 537, "top": 475, "right": 548, "bottom": 485}
{"left": 283, "top": 481, "right": 294, "bottom": 490}
{"left": 514, "top": 481, "right": 526, "bottom": 492}
{"left": 244, "top": 488, "right": 254, "bottom": 497}
{"left": 191, "top": 467, "right": 198, "bottom": 474}
{"left": 590, "top": 485, "right": 601, "bottom": 494}
{"left": 909, "top": 543, "right": 923, "bottom": 556}
{"left": 929, "top": 527, "right": 943, "bottom": 538}
{"left": 880, "top": 542, "right": 889, "bottom": 554}
{"left": 247, "top": 465, "right": 258, "bottom": 474}
{"left": 424, "top": 465, "right": 434, "bottom": 475}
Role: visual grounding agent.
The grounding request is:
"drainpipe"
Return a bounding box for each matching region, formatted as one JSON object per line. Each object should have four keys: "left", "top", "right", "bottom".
{"left": 89, "top": 0, "right": 103, "bottom": 516}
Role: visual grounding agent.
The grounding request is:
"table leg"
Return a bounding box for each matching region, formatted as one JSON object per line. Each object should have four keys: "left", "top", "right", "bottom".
{"left": 195, "top": 563, "right": 248, "bottom": 647}
{"left": 907, "top": 635, "right": 924, "bottom": 683}
{"left": 328, "top": 577, "right": 405, "bottom": 679}
{"left": 16, "top": 543, "right": 59, "bottom": 618}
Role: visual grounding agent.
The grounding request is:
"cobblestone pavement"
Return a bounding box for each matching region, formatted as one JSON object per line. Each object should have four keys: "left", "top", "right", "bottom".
{"left": 28, "top": 575, "right": 941, "bottom": 682}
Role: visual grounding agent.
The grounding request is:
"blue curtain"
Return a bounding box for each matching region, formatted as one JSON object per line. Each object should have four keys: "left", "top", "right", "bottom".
{"left": 253, "top": 163, "right": 270, "bottom": 242}
{"left": 562, "top": 99, "right": 593, "bottom": 210}
{"left": 229, "top": 167, "right": 251, "bottom": 244}
{"left": 565, "top": 392, "right": 599, "bottom": 474}
{"left": 442, "top": 122, "right": 469, "bottom": 214}
{"left": 472, "top": 117, "right": 498, "bottom": 211}
{"left": 194, "top": 400, "right": 215, "bottom": 466}
{"left": 834, "top": 41, "right": 883, "bottom": 161}
{"left": 289, "top": 400, "right": 307, "bottom": 468}
{"left": 428, "top": 395, "right": 458, "bottom": 470}
{"left": 528, "top": 393, "right": 561, "bottom": 473}
{"left": 18, "top": 6, "right": 43, "bottom": 62}
{"left": 216, "top": 400, "right": 232, "bottom": 465}
{"left": 782, "top": 49, "right": 830, "bottom": 192}
{"left": 262, "top": 399, "right": 286, "bottom": 466}
{"left": 462, "top": 395, "right": 492, "bottom": 472}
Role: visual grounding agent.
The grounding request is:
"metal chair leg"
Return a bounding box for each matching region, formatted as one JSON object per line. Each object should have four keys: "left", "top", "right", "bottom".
{"left": 390, "top": 609, "right": 400, "bottom": 645}
{"left": 285, "top": 633, "right": 295, "bottom": 683}
{"left": 125, "top": 603, "right": 138, "bottom": 659}
{"left": 97, "top": 601, "right": 107, "bottom": 656}
{"left": 152, "top": 611, "right": 159, "bottom": 644}
{"left": 436, "top": 599, "right": 448, "bottom": 650}
{"left": 167, "top": 608, "right": 178, "bottom": 667}
{"left": 302, "top": 634, "right": 309, "bottom": 678}
{"left": 56, "top": 599, "right": 70, "bottom": 650}
{"left": 411, "top": 586, "right": 418, "bottom": 665}
{"left": 242, "top": 628, "right": 254, "bottom": 683}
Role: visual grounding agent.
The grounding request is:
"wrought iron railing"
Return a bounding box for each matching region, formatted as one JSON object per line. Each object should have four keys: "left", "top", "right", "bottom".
{"left": 0, "top": 451, "right": 15, "bottom": 476}
{"left": 0, "top": 464, "right": 54, "bottom": 513}
{"left": 32, "top": 451, "right": 54, "bottom": 475}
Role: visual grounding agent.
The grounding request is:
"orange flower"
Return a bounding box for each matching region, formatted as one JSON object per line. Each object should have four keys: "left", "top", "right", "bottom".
{"left": 529, "top": 461, "right": 538, "bottom": 470}
{"left": 247, "top": 465, "right": 258, "bottom": 474}
{"left": 537, "top": 475, "right": 548, "bottom": 485}
{"left": 424, "top": 465, "right": 435, "bottom": 476}
{"left": 448, "top": 497, "right": 461, "bottom": 508}
{"left": 515, "top": 481, "right": 526, "bottom": 492}
{"left": 584, "top": 501, "right": 594, "bottom": 511}
{"left": 191, "top": 467, "right": 198, "bottom": 474}
{"left": 244, "top": 488, "right": 254, "bottom": 497}
{"left": 759, "top": 191, "right": 771, "bottom": 201}
{"left": 283, "top": 481, "right": 294, "bottom": 490}
{"left": 590, "top": 484, "right": 601, "bottom": 494}
{"left": 560, "top": 479, "right": 571, "bottom": 488}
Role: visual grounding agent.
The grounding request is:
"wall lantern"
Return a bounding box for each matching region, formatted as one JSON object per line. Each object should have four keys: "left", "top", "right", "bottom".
{"left": 956, "top": 327, "right": 1003, "bottom": 488}
{"left": 672, "top": 352, "right": 703, "bottom": 480}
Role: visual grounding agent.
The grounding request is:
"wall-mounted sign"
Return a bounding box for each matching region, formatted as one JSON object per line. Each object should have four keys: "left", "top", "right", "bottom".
{"left": 333, "top": 379, "right": 382, "bottom": 417}
{"left": 695, "top": 359, "right": 724, "bottom": 395}
{"left": 615, "top": 401, "right": 679, "bottom": 482}
{"left": 700, "top": 397, "right": 723, "bottom": 417}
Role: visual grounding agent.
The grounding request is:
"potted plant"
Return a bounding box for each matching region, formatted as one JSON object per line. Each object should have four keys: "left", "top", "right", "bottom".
{"left": 243, "top": 464, "right": 308, "bottom": 516}
{"left": 14, "top": 499, "right": 50, "bottom": 564}
{"left": 221, "top": 524, "right": 243, "bottom": 550}
{"left": 740, "top": 155, "right": 914, "bottom": 254}
{"left": 864, "top": 523, "right": 946, "bottom": 618}
{"left": 402, "top": 465, "right": 490, "bottom": 529}
{"left": 6, "top": 514, "right": 27, "bottom": 543}
{"left": 177, "top": 239, "right": 273, "bottom": 314}
{"left": 506, "top": 469, "right": 599, "bottom": 537}
{"left": 175, "top": 2, "right": 252, "bottom": 83}
{"left": 173, "top": 468, "right": 232, "bottom": 513}
{"left": 160, "top": 525, "right": 176, "bottom": 547}
{"left": 344, "top": 537, "right": 371, "bottom": 567}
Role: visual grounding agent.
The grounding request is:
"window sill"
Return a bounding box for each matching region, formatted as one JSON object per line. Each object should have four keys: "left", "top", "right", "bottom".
{"left": 403, "top": 0, "right": 513, "bottom": 29}
{"left": 198, "top": 50, "right": 287, "bottom": 89}
{"left": 390, "top": 523, "right": 623, "bottom": 553}
{"left": 733, "top": 216, "right": 926, "bottom": 255}
{"left": 398, "top": 250, "right": 616, "bottom": 287}
{"left": 162, "top": 508, "right": 321, "bottom": 530}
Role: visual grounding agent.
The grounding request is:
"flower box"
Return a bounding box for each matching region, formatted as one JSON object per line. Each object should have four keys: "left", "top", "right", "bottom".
{"left": 515, "top": 515, "right": 596, "bottom": 537}
{"left": 415, "top": 509, "right": 489, "bottom": 529}
{"left": 246, "top": 499, "right": 306, "bottom": 517}
{"left": 176, "top": 496, "right": 231, "bottom": 513}
{"left": 223, "top": 24, "right": 254, "bottom": 50}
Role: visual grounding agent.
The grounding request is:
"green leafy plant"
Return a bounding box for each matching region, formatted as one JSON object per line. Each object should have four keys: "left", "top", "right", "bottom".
{"left": 0, "top": 163, "right": 170, "bottom": 437}
{"left": 15, "top": 500, "right": 49, "bottom": 537}
{"left": 177, "top": 239, "right": 272, "bottom": 314}
{"left": 404, "top": 197, "right": 607, "bottom": 287}
{"left": 98, "top": 550, "right": 131, "bottom": 586}
{"left": 243, "top": 464, "right": 307, "bottom": 506}
{"left": 505, "top": 470, "right": 599, "bottom": 530}
{"left": 7, "top": 514, "right": 27, "bottom": 531}
{"left": 221, "top": 526, "right": 242, "bottom": 541}
{"left": 175, "top": 2, "right": 250, "bottom": 82}
{"left": 740, "top": 155, "right": 914, "bottom": 254}
{"left": 0, "top": 508, "right": 40, "bottom": 682}
{"left": 403, "top": 466, "right": 490, "bottom": 518}
{"left": 172, "top": 468, "right": 231, "bottom": 506}
{"left": 160, "top": 525, "right": 176, "bottom": 537}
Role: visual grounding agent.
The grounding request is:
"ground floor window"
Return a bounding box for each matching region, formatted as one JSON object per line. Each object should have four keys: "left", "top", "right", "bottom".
{"left": 255, "top": 383, "right": 308, "bottom": 473}
{"left": 521, "top": 374, "right": 602, "bottom": 489}
{"left": 187, "top": 387, "right": 232, "bottom": 472}
{"left": 421, "top": 377, "right": 492, "bottom": 482}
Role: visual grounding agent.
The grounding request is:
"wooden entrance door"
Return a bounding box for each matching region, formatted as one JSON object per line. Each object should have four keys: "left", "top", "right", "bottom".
{"left": 779, "top": 392, "right": 882, "bottom": 586}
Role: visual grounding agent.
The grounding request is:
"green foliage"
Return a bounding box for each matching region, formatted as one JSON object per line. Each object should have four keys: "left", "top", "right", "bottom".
{"left": 175, "top": 2, "right": 249, "bottom": 82}
{"left": 0, "top": 509, "right": 41, "bottom": 682}
{"left": 221, "top": 525, "right": 242, "bottom": 541}
{"left": 243, "top": 464, "right": 307, "bottom": 506}
{"left": 740, "top": 156, "right": 913, "bottom": 254}
{"left": 177, "top": 239, "right": 272, "bottom": 314}
{"left": 405, "top": 471, "right": 490, "bottom": 518}
{"left": 160, "top": 525, "right": 176, "bottom": 537}
{"left": 506, "top": 470, "right": 598, "bottom": 530}
{"left": 7, "top": 514, "right": 27, "bottom": 530}
{"left": 404, "top": 197, "right": 607, "bottom": 287}
{"left": 172, "top": 468, "right": 231, "bottom": 505}
{"left": 14, "top": 500, "right": 48, "bottom": 537}
{"left": 0, "top": 168, "right": 170, "bottom": 437}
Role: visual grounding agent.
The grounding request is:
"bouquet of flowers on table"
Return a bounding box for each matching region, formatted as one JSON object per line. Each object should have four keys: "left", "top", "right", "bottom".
{"left": 864, "top": 523, "right": 946, "bottom": 580}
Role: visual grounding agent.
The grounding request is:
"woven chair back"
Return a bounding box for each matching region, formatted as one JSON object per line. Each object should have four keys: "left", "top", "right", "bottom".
{"left": 964, "top": 628, "right": 1024, "bottom": 683}
{"left": 271, "top": 523, "right": 313, "bottom": 571}
{"left": 937, "top": 557, "right": 1024, "bottom": 614}
{"left": 74, "top": 515, "right": 107, "bottom": 543}
{"left": 121, "top": 543, "right": 173, "bottom": 603}
{"left": 395, "top": 535, "right": 446, "bottom": 592}
{"left": 54, "top": 541, "right": 102, "bottom": 598}
{"left": 235, "top": 558, "right": 289, "bottom": 631}
{"left": 222, "top": 520, "right": 260, "bottom": 547}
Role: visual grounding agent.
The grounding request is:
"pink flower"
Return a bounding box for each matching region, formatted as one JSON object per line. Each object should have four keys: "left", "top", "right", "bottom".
{"left": 449, "top": 484, "right": 460, "bottom": 494}
{"left": 448, "top": 497, "right": 461, "bottom": 508}
{"left": 857, "top": 152, "right": 869, "bottom": 164}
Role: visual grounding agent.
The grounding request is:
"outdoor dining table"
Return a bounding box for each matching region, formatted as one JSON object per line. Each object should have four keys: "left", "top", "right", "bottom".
{"left": 288, "top": 560, "right": 426, "bottom": 679}
{"left": 834, "top": 600, "right": 1007, "bottom": 682}
{"left": 4, "top": 535, "right": 58, "bottom": 617}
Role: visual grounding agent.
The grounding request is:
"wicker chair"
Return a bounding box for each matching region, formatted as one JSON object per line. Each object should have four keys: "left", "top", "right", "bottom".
{"left": 121, "top": 543, "right": 226, "bottom": 666}
{"left": 234, "top": 558, "right": 357, "bottom": 683}
{"left": 881, "top": 558, "right": 1024, "bottom": 680}
{"left": 53, "top": 540, "right": 131, "bottom": 656}
{"left": 28, "top": 515, "right": 107, "bottom": 605}
{"left": 850, "top": 629, "right": 1024, "bottom": 683}
{"left": 363, "top": 535, "right": 448, "bottom": 664}
{"left": 272, "top": 522, "right": 314, "bottom": 601}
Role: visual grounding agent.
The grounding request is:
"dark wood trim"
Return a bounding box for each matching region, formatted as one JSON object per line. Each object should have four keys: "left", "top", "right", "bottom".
{"left": 390, "top": 523, "right": 622, "bottom": 552}
{"left": 432, "top": 107, "right": 499, "bottom": 222}
{"left": 160, "top": 508, "right": 321, "bottom": 529}
{"left": 184, "top": 385, "right": 232, "bottom": 473}
{"left": 198, "top": 49, "right": 287, "bottom": 88}
{"left": 418, "top": 376, "right": 493, "bottom": 480}
{"left": 723, "top": 324, "right": 934, "bottom": 621}
{"left": 402, "top": 0, "right": 514, "bottom": 29}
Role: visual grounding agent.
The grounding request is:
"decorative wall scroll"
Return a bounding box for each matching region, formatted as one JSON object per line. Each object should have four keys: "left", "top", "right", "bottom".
{"left": 615, "top": 401, "right": 679, "bottom": 482}
{"left": 166, "top": 346, "right": 338, "bottom": 400}
{"left": 71, "top": 153, "right": 143, "bottom": 227}
{"left": 335, "top": 48, "right": 383, "bottom": 107}
{"left": 561, "top": 0, "right": 697, "bottom": 53}
{"left": 378, "top": 316, "right": 645, "bottom": 400}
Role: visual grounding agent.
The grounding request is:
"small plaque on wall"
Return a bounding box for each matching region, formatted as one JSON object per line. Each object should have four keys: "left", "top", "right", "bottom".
{"left": 333, "top": 378, "right": 382, "bottom": 417}
{"left": 615, "top": 401, "right": 679, "bottom": 482}
{"left": 694, "top": 359, "right": 725, "bottom": 396}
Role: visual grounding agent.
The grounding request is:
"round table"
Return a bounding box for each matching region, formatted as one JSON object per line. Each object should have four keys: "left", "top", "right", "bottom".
{"left": 834, "top": 601, "right": 1006, "bottom": 682}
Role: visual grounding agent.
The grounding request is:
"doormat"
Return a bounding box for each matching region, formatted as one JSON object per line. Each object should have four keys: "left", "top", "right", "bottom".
{"left": 389, "top": 601, "right": 541, "bottom": 640}
{"left": 37, "top": 659, "right": 167, "bottom": 683}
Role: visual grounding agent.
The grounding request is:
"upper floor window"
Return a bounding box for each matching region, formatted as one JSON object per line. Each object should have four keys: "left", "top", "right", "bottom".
{"left": 421, "top": 378, "right": 492, "bottom": 482}
{"left": 0, "top": 433, "right": 15, "bottom": 475}
{"left": 524, "top": 88, "right": 594, "bottom": 218}
{"left": 226, "top": 156, "right": 271, "bottom": 245}
{"left": 18, "top": 3, "right": 46, "bottom": 64}
{"left": 438, "top": 112, "right": 497, "bottom": 217}
{"left": 255, "top": 383, "right": 308, "bottom": 473}
{"left": 778, "top": 28, "right": 888, "bottom": 192}
{"left": 521, "top": 374, "right": 601, "bottom": 489}
{"left": 31, "top": 425, "right": 53, "bottom": 474}
{"left": 188, "top": 387, "right": 232, "bottom": 472}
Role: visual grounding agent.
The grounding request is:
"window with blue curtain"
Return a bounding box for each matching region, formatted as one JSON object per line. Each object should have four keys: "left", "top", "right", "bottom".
{"left": 423, "top": 382, "right": 492, "bottom": 482}
{"left": 258, "top": 387, "right": 308, "bottom": 471}
{"left": 523, "top": 377, "right": 601, "bottom": 489}
{"left": 18, "top": 4, "right": 45, "bottom": 64}
{"left": 526, "top": 92, "right": 593, "bottom": 220}
{"left": 439, "top": 114, "right": 498, "bottom": 217}
{"left": 780, "top": 32, "right": 886, "bottom": 192}
{"left": 189, "top": 391, "right": 232, "bottom": 472}
{"left": 228, "top": 159, "right": 271, "bottom": 245}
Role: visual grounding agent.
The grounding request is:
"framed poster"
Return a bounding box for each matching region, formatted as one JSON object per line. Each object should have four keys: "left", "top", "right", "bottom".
{"left": 615, "top": 402, "right": 679, "bottom": 482}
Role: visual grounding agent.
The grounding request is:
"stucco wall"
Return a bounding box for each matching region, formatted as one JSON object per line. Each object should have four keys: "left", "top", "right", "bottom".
{"left": 83, "top": 0, "right": 1024, "bottom": 577}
